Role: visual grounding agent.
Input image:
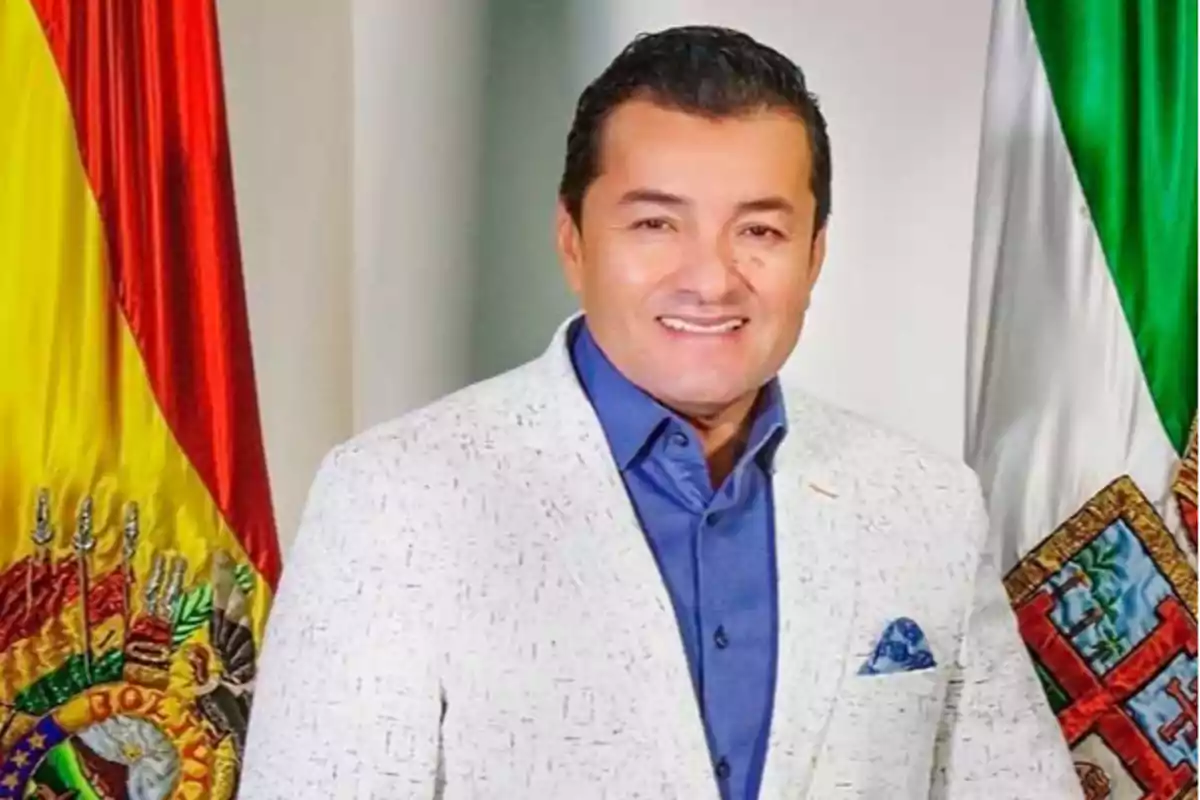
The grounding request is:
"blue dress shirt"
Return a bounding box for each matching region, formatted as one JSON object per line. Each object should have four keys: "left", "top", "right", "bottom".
{"left": 568, "top": 318, "right": 785, "bottom": 800}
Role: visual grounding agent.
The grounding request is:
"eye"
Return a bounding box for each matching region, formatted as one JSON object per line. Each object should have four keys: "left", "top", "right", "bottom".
{"left": 631, "top": 218, "right": 675, "bottom": 232}
{"left": 742, "top": 224, "right": 785, "bottom": 241}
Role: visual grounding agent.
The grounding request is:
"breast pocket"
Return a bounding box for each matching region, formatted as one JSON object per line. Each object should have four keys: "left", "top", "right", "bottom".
{"left": 808, "top": 667, "right": 947, "bottom": 799}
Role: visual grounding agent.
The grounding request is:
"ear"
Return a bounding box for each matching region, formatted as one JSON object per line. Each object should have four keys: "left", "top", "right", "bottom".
{"left": 808, "top": 224, "right": 828, "bottom": 286}
{"left": 555, "top": 200, "right": 585, "bottom": 295}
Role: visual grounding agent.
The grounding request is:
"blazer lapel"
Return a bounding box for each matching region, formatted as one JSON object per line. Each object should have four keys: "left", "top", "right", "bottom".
{"left": 758, "top": 410, "right": 864, "bottom": 798}
{"left": 529, "top": 321, "right": 720, "bottom": 799}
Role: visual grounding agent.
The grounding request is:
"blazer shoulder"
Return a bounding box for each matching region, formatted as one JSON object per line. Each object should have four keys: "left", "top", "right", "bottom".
{"left": 301, "top": 356, "right": 570, "bottom": 542}
{"left": 337, "top": 356, "right": 555, "bottom": 465}
{"left": 287, "top": 369, "right": 536, "bottom": 576}
{"left": 288, "top": 355, "right": 592, "bottom": 602}
{"left": 785, "top": 386, "right": 984, "bottom": 518}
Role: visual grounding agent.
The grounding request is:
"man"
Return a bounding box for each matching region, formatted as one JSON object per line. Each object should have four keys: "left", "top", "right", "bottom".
{"left": 240, "top": 26, "right": 1081, "bottom": 799}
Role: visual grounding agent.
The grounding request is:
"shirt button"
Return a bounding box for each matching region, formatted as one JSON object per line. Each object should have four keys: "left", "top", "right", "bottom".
{"left": 669, "top": 431, "right": 689, "bottom": 447}
{"left": 714, "top": 625, "right": 729, "bottom": 650}
{"left": 705, "top": 510, "right": 722, "bottom": 526}
{"left": 715, "top": 758, "right": 731, "bottom": 780}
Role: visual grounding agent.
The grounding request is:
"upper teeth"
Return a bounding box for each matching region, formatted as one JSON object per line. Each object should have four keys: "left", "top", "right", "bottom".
{"left": 659, "top": 317, "right": 746, "bottom": 333}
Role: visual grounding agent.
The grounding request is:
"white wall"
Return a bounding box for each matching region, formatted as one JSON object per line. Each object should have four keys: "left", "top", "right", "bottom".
{"left": 594, "top": 1, "right": 993, "bottom": 458}
{"left": 352, "top": 0, "right": 485, "bottom": 431}
{"left": 466, "top": 0, "right": 583, "bottom": 380}
{"left": 220, "top": 1, "right": 485, "bottom": 547}
{"left": 218, "top": 0, "right": 354, "bottom": 544}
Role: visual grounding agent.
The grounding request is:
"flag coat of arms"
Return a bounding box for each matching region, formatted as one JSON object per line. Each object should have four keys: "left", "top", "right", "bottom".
{"left": 967, "top": 1, "right": 1197, "bottom": 798}
{"left": 0, "top": 1, "right": 280, "bottom": 798}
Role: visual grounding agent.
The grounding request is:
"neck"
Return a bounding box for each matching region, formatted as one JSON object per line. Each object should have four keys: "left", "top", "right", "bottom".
{"left": 671, "top": 390, "right": 761, "bottom": 487}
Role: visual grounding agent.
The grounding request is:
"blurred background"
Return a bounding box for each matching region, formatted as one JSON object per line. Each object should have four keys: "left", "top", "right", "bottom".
{"left": 216, "top": 0, "right": 993, "bottom": 547}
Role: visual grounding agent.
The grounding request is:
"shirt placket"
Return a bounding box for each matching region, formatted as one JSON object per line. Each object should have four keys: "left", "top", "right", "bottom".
{"left": 696, "top": 467, "right": 748, "bottom": 798}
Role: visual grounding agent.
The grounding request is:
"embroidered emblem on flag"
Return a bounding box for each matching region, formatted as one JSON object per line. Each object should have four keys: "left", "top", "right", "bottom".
{"left": 1004, "top": 476, "right": 1198, "bottom": 800}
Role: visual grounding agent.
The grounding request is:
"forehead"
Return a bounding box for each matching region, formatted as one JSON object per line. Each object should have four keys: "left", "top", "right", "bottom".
{"left": 594, "top": 99, "right": 813, "bottom": 201}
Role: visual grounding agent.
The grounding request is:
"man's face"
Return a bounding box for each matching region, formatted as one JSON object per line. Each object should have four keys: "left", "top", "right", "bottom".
{"left": 557, "top": 99, "right": 827, "bottom": 418}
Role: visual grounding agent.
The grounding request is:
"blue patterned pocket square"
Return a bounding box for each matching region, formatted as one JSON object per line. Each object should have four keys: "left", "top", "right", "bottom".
{"left": 858, "top": 617, "right": 936, "bottom": 676}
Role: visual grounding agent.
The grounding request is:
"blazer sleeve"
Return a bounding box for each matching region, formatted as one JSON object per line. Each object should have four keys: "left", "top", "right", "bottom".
{"left": 929, "top": 479, "right": 1084, "bottom": 799}
{"left": 239, "top": 445, "right": 444, "bottom": 799}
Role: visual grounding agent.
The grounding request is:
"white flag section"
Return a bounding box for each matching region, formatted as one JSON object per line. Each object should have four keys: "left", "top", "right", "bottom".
{"left": 965, "top": 0, "right": 1197, "bottom": 798}
{"left": 965, "top": 0, "right": 1184, "bottom": 573}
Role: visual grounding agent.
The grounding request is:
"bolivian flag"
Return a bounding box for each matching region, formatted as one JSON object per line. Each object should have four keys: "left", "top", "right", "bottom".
{"left": 967, "top": 0, "right": 1196, "bottom": 797}
{"left": 0, "top": 2, "right": 280, "bottom": 798}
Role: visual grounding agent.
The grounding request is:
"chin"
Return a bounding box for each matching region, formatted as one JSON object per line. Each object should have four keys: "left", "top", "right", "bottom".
{"left": 623, "top": 348, "right": 772, "bottom": 413}
{"left": 649, "top": 381, "right": 753, "bottom": 415}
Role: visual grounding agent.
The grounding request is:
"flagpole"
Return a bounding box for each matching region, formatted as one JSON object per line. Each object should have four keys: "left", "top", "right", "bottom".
{"left": 123, "top": 502, "right": 140, "bottom": 624}
{"left": 29, "top": 489, "right": 53, "bottom": 620}
{"left": 73, "top": 496, "right": 96, "bottom": 685}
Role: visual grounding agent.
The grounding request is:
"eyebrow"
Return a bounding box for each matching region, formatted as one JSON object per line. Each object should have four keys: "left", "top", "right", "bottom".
{"left": 736, "top": 196, "right": 795, "bottom": 215}
{"left": 617, "top": 188, "right": 795, "bottom": 216}
{"left": 617, "top": 188, "right": 688, "bottom": 207}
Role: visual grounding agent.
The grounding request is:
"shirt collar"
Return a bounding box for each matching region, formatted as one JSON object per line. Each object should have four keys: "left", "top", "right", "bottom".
{"left": 745, "top": 378, "right": 788, "bottom": 473}
{"left": 568, "top": 317, "right": 788, "bottom": 472}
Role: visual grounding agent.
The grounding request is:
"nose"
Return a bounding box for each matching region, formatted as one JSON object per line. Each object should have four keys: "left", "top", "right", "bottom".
{"left": 677, "top": 233, "right": 740, "bottom": 303}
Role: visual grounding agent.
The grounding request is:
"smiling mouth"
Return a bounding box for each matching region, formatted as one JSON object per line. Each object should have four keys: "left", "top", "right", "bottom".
{"left": 656, "top": 316, "right": 748, "bottom": 334}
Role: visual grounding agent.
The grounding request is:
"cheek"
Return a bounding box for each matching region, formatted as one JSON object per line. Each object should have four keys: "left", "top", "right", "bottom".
{"left": 586, "top": 238, "right": 679, "bottom": 295}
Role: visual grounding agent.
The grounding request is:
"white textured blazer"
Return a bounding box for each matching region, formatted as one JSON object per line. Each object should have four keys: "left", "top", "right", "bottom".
{"left": 240, "top": 320, "right": 1082, "bottom": 799}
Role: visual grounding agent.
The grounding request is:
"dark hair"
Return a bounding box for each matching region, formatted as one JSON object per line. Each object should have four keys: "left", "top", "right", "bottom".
{"left": 559, "top": 25, "right": 831, "bottom": 232}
